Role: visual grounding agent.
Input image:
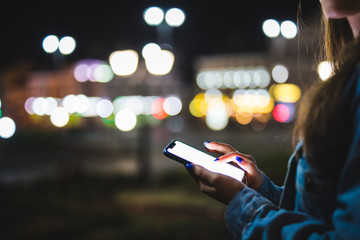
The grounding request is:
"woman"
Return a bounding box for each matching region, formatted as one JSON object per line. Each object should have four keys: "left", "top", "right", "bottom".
{"left": 186, "top": 0, "right": 360, "bottom": 239}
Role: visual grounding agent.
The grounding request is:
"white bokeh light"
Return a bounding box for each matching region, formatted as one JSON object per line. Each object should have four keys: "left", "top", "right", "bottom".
{"left": 109, "top": 50, "right": 139, "bottom": 76}
{"left": 165, "top": 8, "right": 185, "bottom": 27}
{"left": 262, "top": 19, "right": 280, "bottom": 38}
{"left": 115, "top": 109, "right": 137, "bottom": 132}
{"left": 318, "top": 61, "right": 334, "bottom": 81}
{"left": 96, "top": 99, "right": 113, "bottom": 118}
{"left": 144, "top": 50, "right": 174, "bottom": 75}
{"left": 50, "top": 107, "right": 70, "bottom": 127}
{"left": 143, "top": 7, "right": 164, "bottom": 26}
{"left": 280, "top": 21, "right": 297, "bottom": 39}
{"left": 42, "top": 35, "right": 59, "bottom": 53}
{"left": 272, "top": 64, "right": 289, "bottom": 83}
{"left": 0, "top": 117, "right": 16, "bottom": 138}
{"left": 58, "top": 36, "right": 76, "bottom": 55}
{"left": 163, "top": 96, "right": 182, "bottom": 116}
{"left": 62, "top": 94, "right": 78, "bottom": 114}
{"left": 142, "top": 43, "right": 161, "bottom": 59}
{"left": 50, "top": 107, "right": 70, "bottom": 128}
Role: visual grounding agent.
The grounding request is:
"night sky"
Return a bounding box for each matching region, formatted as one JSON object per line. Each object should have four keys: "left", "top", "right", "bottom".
{"left": 0, "top": 0, "right": 321, "bottom": 70}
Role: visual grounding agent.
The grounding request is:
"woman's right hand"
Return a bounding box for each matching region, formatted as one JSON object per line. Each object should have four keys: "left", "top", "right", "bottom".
{"left": 204, "top": 141, "right": 264, "bottom": 191}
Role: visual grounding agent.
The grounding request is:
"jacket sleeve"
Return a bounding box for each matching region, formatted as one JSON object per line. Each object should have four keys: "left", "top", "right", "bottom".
{"left": 256, "top": 172, "right": 283, "bottom": 206}
{"left": 225, "top": 180, "right": 360, "bottom": 240}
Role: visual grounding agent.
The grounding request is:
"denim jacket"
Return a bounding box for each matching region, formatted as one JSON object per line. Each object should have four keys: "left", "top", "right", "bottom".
{"left": 226, "top": 66, "right": 360, "bottom": 239}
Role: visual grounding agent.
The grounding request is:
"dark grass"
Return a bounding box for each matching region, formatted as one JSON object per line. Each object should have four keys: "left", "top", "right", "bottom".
{"left": 0, "top": 172, "right": 233, "bottom": 240}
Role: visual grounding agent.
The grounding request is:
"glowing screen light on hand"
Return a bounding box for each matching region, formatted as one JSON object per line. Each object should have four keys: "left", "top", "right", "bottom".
{"left": 166, "top": 141, "right": 245, "bottom": 182}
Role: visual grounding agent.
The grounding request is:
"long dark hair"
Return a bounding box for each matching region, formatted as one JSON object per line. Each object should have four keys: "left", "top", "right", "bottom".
{"left": 293, "top": 14, "right": 360, "bottom": 178}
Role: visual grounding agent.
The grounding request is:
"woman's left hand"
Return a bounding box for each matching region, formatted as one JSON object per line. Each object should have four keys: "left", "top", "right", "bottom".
{"left": 187, "top": 164, "right": 246, "bottom": 205}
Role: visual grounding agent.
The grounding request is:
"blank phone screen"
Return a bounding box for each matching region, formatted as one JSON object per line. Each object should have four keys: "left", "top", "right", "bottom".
{"left": 167, "top": 141, "right": 245, "bottom": 182}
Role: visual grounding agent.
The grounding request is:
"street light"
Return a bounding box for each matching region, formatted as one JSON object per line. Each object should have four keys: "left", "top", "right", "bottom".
{"left": 280, "top": 21, "right": 297, "bottom": 39}
{"left": 262, "top": 19, "right": 280, "bottom": 38}
{"left": 143, "top": 7, "right": 164, "bottom": 26}
{"left": 165, "top": 8, "right": 186, "bottom": 27}
{"left": 42, "top": 35, "right": 59, "bottom": 53}
{"left": 143, "top": 6, "right": 185, "bottom": 27}
{"left": 58, "top": 36, "right": 76, "bottom": 55}
{"left": 262, "top": 19, "right": 297, "bottom": 39}
{"left": 42, "top": 35, "right": 76, "bottom": 55}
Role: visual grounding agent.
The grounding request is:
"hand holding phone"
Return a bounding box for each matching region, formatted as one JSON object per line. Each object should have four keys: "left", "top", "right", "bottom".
{"left": 163, "top": 140, "right": 245, "bottom": 182}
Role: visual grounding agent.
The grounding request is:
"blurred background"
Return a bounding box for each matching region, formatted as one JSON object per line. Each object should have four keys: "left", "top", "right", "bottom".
{"left": 0, "top": 0, "right": 330, "bottom": 239}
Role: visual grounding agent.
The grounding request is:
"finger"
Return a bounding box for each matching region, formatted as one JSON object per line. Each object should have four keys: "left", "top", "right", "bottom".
{"left": 204, "top": 141, "right": 237, "bottom": 155}
{"left": 215, "top": 152, "right": 247, "bottom": 166}
{"left": 193, "top": 164, "right": 214, "bottom": 181}
{"left": 216, "top": 151, "right": 258, "bottom": 166}
{"left": 185, "top": 163, "right": 201, "bottom": 185}
{"left": 216, "top": 153, "right": 258, "bottom": 176}
{"left": 198, "top": 180, "right": 216, "bottom": 194}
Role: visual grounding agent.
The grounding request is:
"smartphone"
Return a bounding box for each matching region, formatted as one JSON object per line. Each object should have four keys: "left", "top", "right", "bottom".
{"left": 163, "top": 140, "right": 245, "bottom": 182}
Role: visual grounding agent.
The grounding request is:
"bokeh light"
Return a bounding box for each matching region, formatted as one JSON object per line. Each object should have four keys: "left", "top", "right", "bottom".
{"left": 0, "top": 117, "right": 16, "bottom": 138}
{"left": 262, "top": 19, "right": 280, "bottom": 38}
{"left": 271, "top": 64, "right": 289, "bottom": 83}
{"left": 50, "top": 107, "right": 70, "bottom": 127}
{"left": 270, "top": 83, "right": 301, "bottom": 103}
{"left": 42, "top": 35, "right": 59, "bottom": 53}
{"left": 109, "top": 50, "right": 139, "bottom": 76}
{"left": 62, "top": 94, "right": 79, "bottom": 114}
{"left": 206, "top": 100, "right": 229, "bottom": 131}
{"left": 272, "top": 104, "right": 290, "bottom": 122}
{"left": 152, "top": 98, "right": 168, "bottom": 119}
{"left": 74, "top": 60, "right": 114, "bottom": 83}
{"left": 143, "top": 7, "right": 164, "bottom": 26}
{"left": 280, "top": 21, "right": 297, "bottom": 39}
{"left": 189, "top": 94, "right": 207, "bottom": 118}
{"left": 235, "top": 112, "right": 253, "bottom": 125}
{"left": 58, "top": 36, "right": 76, "bottom": 55}
{"left": 145, "top": 49, "right": 174, "bottom": 75}
{"left": 96, "top": 99, "right": 113, "bottom": 118}
{"left": 93, "top": 64, "right": 114, "bottom": 83}
{"left": 142, "top": 43, "right": 161, "bottom": 59}
{"left": 115, "top": 109, "right": 137, "bottom": 132}
{"left": 163, "top": 96, "right": 182, "bottom": 116}
{"left": 272, "top": 103, "right": 295, "bottom": 123}
{"left": 318, "top": 61, "right": 334, "bottom": 81}
{"left": 196, "top": 67, "right": 271, "bottom": 90}
{"left": 24, "top": 97, "right": 36, "bottom": 114}
{"left": 32, "top": 97, "right": 47, "bottom": 116}
{"left": 165, "top": 8, "right": 185, "bottom": 27}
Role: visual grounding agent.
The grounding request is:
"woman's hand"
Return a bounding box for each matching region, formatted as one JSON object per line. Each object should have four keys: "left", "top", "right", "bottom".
{"left": 186, "top": 141, "right": 265, "bottom": 204}
{"left": 205, "top": 141, "right": 264, "bottom": 190}
{"left": 187, "top": 164, "right": 246, "bottom": 205}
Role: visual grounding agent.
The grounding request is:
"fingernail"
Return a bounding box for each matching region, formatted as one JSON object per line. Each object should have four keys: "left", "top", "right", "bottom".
{"left": 185, "top": 163, "right": 194, "bottom": 170}
{"left": 214, "top": 158, "right": 219, "bottom": 162}
{"left": 235, "top": 156, "right": 243, "bottom": 163}
{"left": 204, "top": 141, "right": 210, "bottom": 149}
